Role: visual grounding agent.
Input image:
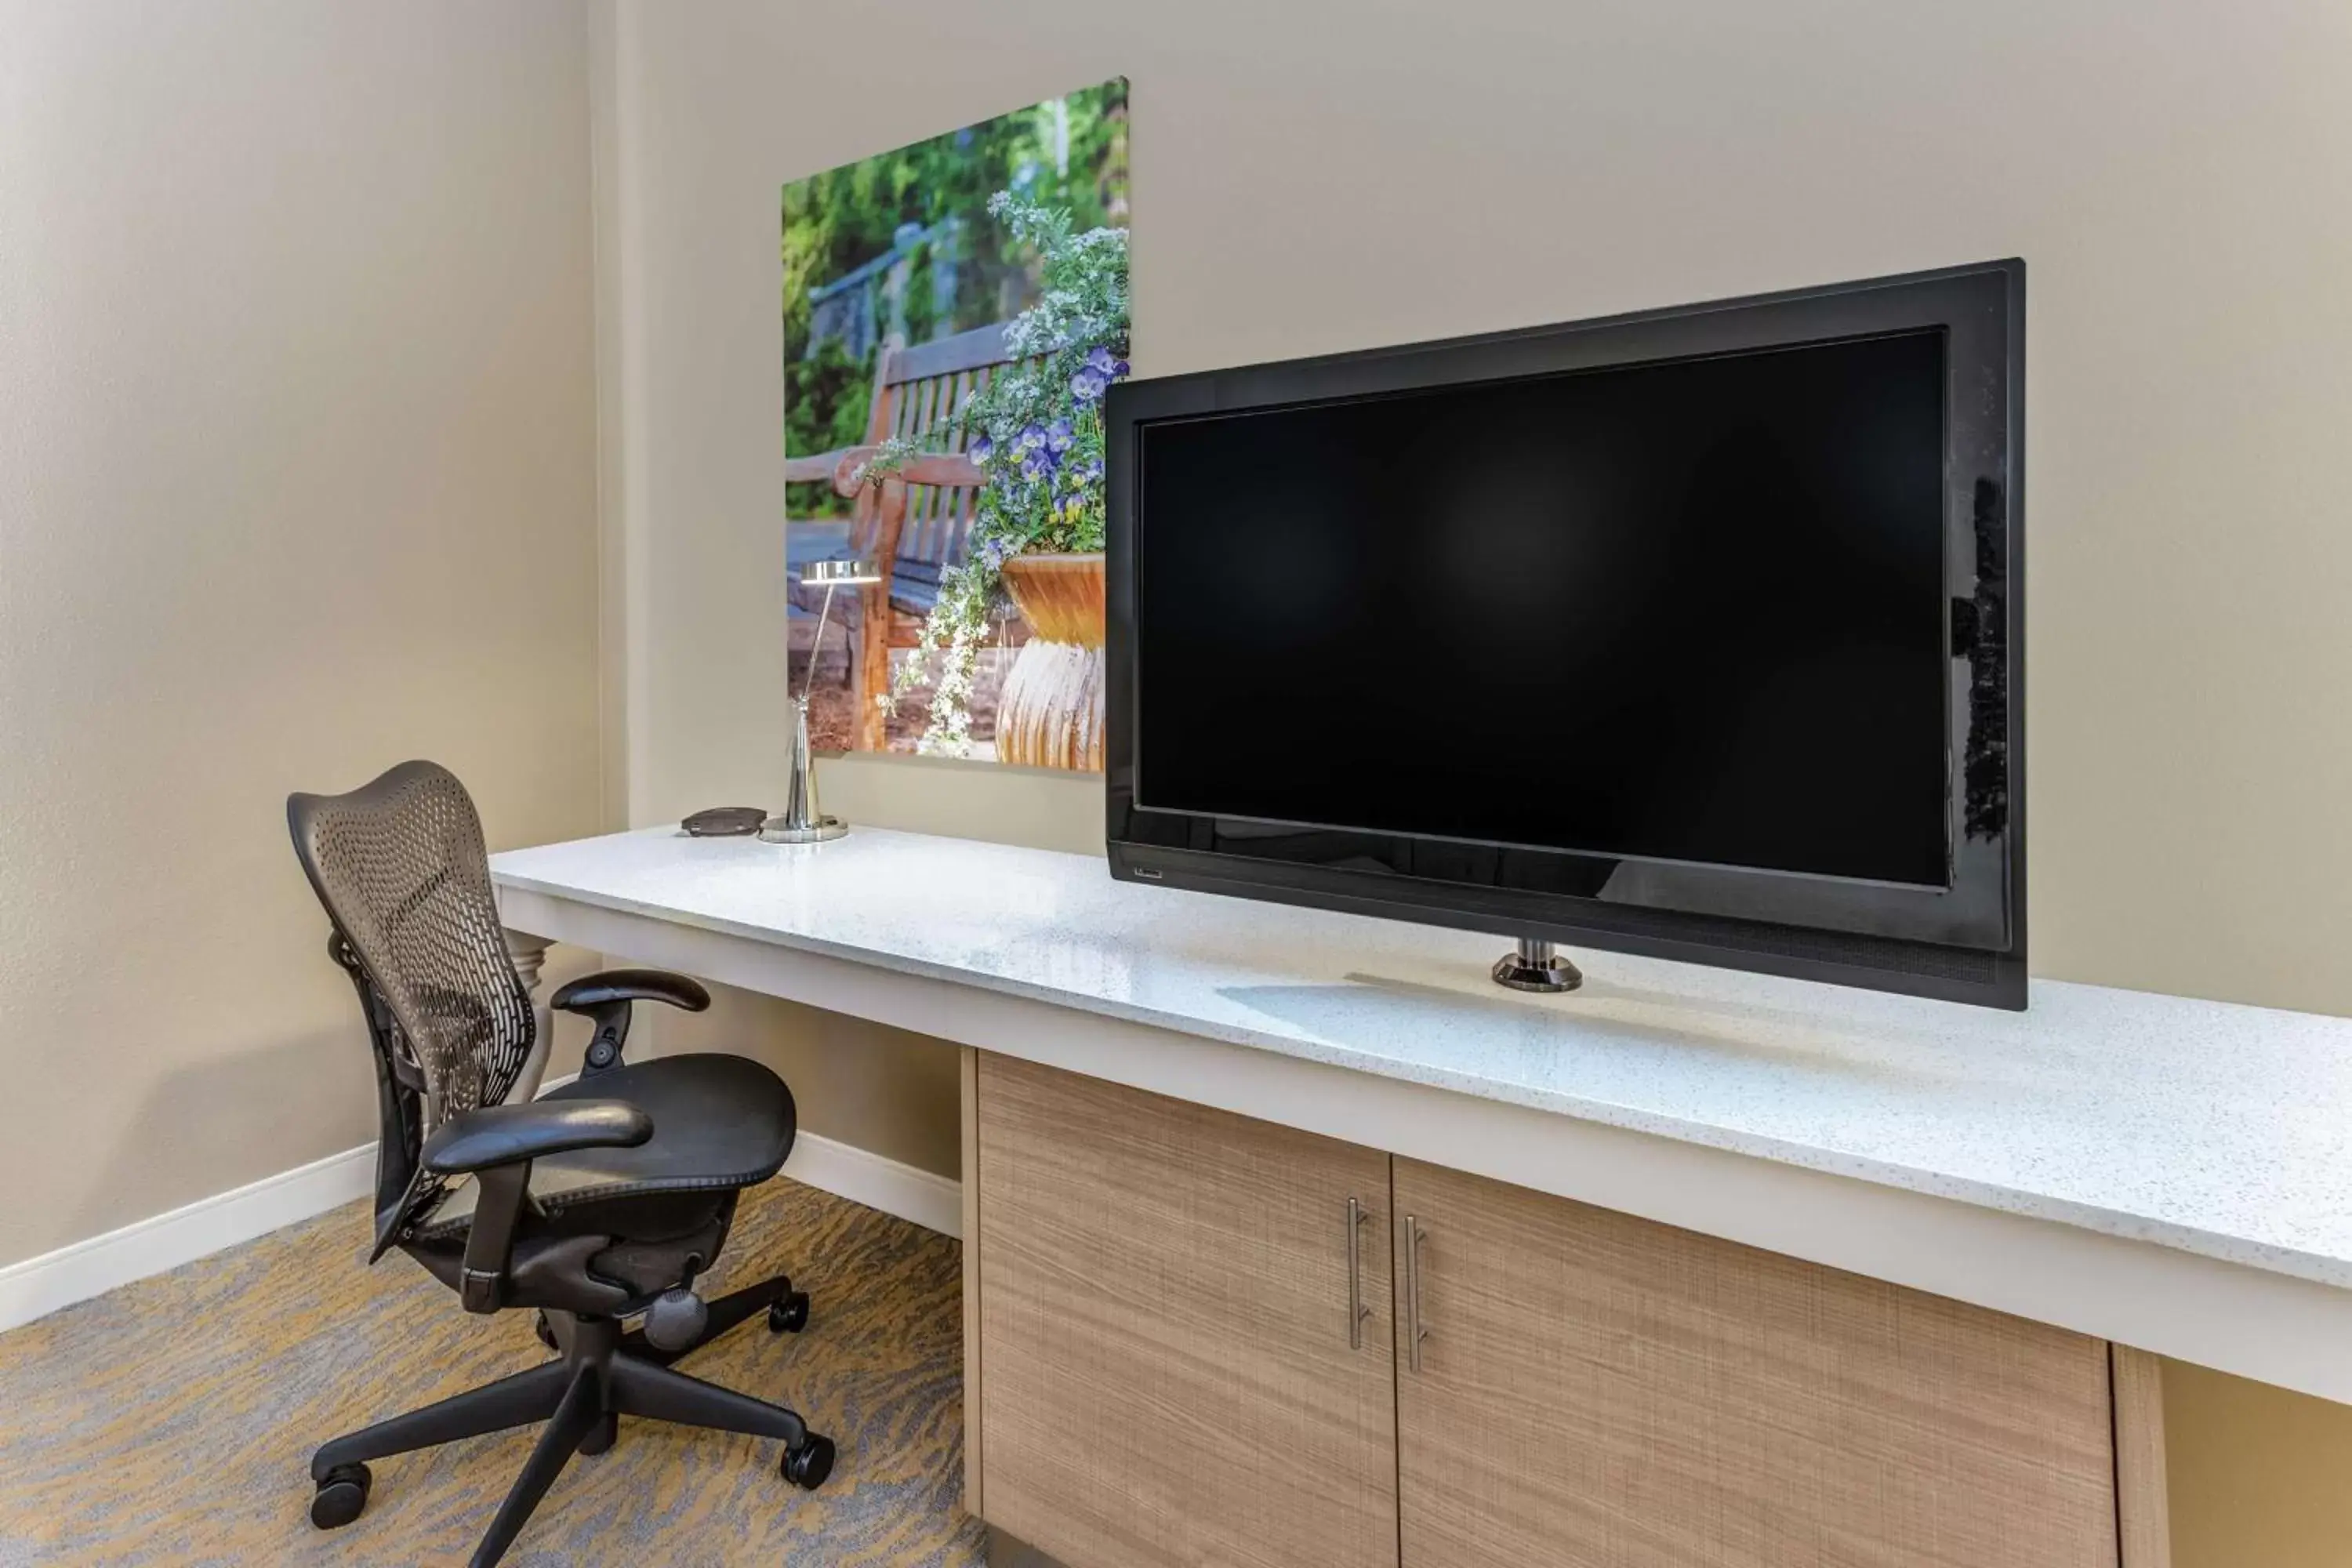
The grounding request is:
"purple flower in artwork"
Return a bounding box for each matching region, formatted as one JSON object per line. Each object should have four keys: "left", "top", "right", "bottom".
{"left": 969, "top": 433, "right": 993, "bottom": 466}
{"left": 978, "top": 535, "right": 1010, "bottom": 568}
{"left": 1014, "top": 423, "right": 1046, "bottom": 455}
{"left": 1069, "top": 343, "right": 1129, "bottom": 404}
{"left": 1077, "top": 455, "right": 1105, "bottom": 482}
{"left": 1044, "top": 419, "right": 1073, "bottom": 454}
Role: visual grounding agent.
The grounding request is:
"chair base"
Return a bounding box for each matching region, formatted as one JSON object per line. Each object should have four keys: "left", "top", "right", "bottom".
{"left": 310, "top": 1274, "right": 828, "bottom": 1568}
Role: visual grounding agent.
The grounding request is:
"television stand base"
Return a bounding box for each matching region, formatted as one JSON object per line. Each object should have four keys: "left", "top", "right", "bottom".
{"left": 1493, "top": 938, "right": 1583, "bottom": 994}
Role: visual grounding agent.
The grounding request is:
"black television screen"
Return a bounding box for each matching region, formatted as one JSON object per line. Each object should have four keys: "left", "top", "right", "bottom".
{"left": 1135, "top": 331, "right": 1951, "bottom": 888}
{"left": 1106, "top": 261, "right": 2024, "bottom": 1008}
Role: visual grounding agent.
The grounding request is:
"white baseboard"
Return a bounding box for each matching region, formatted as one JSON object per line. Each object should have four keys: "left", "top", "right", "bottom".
{"left": 782, "top": 1131, "right": 963, "bottom": 1241}
{"left": 0, "top": 1141, "right": 379, "bottom": 1334}
{"left": 0, "top": 1076, "right": 959, "bottom": 1335}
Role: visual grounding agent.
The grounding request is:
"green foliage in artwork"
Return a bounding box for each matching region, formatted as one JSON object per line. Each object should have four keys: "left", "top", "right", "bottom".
{"left": 782, "top": 81, "right": 1128, "bottom": 520}
{"left": 866, "top": 192, "right": 1131, "bottom": 755}
{"left": 782, "top": 339, "right": 876, "bottom": 494}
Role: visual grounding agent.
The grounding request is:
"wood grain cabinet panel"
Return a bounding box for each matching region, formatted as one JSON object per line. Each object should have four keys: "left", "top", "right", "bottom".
{"left": 974, "top": 1054, "right": 1399, "bottom": 1568}
{"left": 1391, "top": 1158, "right": 2120, "bottom": 1568}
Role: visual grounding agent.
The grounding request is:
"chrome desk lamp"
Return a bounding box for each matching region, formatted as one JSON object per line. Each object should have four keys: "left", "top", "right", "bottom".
{"left": 766, "top": 556, "right": 883, "bottom": 844}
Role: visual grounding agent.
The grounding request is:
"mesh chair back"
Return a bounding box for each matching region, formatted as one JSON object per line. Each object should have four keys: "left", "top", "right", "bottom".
{"left": 287, "top": 761, "right": 535, "bottom": 1131}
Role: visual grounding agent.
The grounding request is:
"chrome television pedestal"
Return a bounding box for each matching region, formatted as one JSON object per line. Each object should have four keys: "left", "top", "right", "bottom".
{"left": 1492, "top": 937, "right": 1582, "bottom": 993}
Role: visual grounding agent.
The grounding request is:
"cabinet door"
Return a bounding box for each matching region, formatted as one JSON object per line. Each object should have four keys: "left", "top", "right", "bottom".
{"left": 1392, "top": 1159, "right": 2118, "bottom": 1568}
{"left": 975, "top": 1054, "right": 1399, "bottom": 1568}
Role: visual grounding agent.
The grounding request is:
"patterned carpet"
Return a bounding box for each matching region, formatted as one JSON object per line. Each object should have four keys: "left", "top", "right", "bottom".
{"left": 0, "top": 1178, "right": 985, "bottom": 1566}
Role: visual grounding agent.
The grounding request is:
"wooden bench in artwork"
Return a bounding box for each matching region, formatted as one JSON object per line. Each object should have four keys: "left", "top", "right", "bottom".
{"left": 786, "top": 321, "right": 1014, "bottom": 751}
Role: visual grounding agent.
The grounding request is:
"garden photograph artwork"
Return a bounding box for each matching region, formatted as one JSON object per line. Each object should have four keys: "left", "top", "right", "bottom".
{"left": 783, "top": 79, "right": 1129, "bottom": 768}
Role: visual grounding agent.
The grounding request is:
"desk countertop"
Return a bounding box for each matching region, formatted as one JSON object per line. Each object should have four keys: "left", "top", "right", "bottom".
{"left": 491, "top": 825, "right": 2352, "bottom": 1300}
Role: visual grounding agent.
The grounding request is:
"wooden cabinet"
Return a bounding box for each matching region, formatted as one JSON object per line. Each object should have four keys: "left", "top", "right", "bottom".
{"left": 967, "top": 1058, "right": 2154, "bottom": 1568}
{"left": 971, "top": 1053, "right": 1399, "bottom": 1568}
{"left": 1390, "top": 1157, "right": 2121, "bottom": 1568}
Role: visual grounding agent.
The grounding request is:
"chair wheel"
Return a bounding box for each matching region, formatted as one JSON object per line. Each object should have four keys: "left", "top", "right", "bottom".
{"left": 768, "top": 1290, "right": 811, "bottom": 1334}
{"left": 782, "top": 1433, "right": 835, "bottom": 1490}
{"left": 310, "top": 1462, "right": 371, "bottom": 1530}
{"left": 579, "top": 1410, "right": 619, "bottom": 1457}
{"left": 535, "top": 1311, "right": 558, "bottom": 1352}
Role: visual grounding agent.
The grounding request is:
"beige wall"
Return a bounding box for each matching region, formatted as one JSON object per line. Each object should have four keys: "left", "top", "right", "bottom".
{"left": 0, "top": 0, "right": 604, "bottom": 1267}
{"left": 18, "top": 1, "right": 2339, "bottom": 1555}
{"left": 597, "top": 1, "right": 2352, "bottom": 1561}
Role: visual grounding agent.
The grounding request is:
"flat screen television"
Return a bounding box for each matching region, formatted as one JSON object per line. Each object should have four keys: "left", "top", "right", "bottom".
{"left": 1105, "top": 260, "right": 2024, "bottom": 1008}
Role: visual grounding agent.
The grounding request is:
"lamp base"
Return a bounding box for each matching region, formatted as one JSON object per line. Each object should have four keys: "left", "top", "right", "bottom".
{"left": 1492, "top": 937, "right": 1582, "bottom": 993}
{"left": 760, "top": 815, "right": 848, "bottom": 844}
{"left": 771, "top": 691, "right": 846, "bottom": 844}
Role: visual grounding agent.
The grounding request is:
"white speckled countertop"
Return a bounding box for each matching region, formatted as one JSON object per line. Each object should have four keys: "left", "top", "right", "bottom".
{"left": 492, "top": 826, "right": 2352, "bottom": 1295}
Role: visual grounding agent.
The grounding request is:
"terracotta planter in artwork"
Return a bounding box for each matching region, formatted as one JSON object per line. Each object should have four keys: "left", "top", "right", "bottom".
{"left": 996, "top": 552, "right": 1106, "bottom": 771}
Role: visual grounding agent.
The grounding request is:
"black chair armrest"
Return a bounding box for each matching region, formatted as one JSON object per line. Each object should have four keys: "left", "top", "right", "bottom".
{"left": 425, "top": 1098, "right": 654, "bottom": 1314}
{"left": 550, "top": 968, "right": 710, "bottom": 1076}
{"left": 551, "top": 968, "right": 711, "bottom": 1015}
{"left": 421, "top": 1098, "right": 654, "bottom": 1177}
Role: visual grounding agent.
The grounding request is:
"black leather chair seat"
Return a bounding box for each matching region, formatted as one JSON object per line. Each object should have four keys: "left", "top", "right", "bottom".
{"left": 414, "top": 1054, "right": 796, "bottom": 1243}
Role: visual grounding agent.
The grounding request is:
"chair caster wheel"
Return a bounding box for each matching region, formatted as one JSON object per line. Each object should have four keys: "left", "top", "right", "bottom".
{"left": 579, "top": 1410, "right": 618, "bottom": 1457}
{"left": 782, "top": 1433, "right": 835, "bottom": 1490}
{"left": 534, "top": 1311, "right": 558, "bottom": 1352}
{"left": 310, "top": 1462, "right": 371, "bottom": 1529}
{"left": 768, "top": 1290, "right": 811, "bottom": 1334}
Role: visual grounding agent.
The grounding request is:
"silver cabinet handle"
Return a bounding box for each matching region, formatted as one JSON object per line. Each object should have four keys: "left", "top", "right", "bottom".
{"left": 1345, "top": 1196, "right": 1374, "bottom": 1348}
{"left": 1402, "top": 1214, "right": 1428, "bottom": 1372}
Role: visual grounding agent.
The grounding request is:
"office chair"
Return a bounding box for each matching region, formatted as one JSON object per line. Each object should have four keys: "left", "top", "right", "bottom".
{"left": 286, "top": 760, "right": 833, "bottom": 1568}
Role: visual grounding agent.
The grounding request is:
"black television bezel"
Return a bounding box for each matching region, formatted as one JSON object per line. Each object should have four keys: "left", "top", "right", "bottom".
{"left": 1105, "top": 260, "right": 2026, "bottom": 1009}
